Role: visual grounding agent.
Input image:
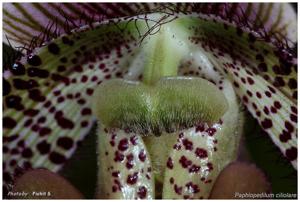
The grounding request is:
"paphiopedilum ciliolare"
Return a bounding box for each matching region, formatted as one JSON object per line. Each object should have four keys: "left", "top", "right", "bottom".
{"left": 3, "top": 3, "right": 297, "bottom": 199}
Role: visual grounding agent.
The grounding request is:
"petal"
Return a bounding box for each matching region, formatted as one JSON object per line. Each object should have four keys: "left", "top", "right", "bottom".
{"left": 96, "top": 126, "right": 154, "bottom": 199}
{"left": 162, "top": 78, "right": 242, "bottom": 199}
{"left": 3, "top": 16, "right": 150, "bottom": 183}
{"left": 174, "top": 12, "right": 297, "bottom": 168}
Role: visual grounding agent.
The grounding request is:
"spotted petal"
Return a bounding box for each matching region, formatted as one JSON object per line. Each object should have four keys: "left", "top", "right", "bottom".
{"left": 3, "top": 16, "right": 153, "bottom": 184}
{"left": 162, "top": 78, "right": 242, "bottom": 199}
{"left": 96, "top": 126, "right": 154, "bottom": 199}
{"left": 177, "top": 15, "right": 297, "bottom": 168}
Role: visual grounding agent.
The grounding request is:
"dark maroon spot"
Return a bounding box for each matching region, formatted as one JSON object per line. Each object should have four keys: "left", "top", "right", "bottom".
{"left": 256, "top": 92, "right": 262, "bottom": 98}
{"left": 57, "top": 137, "right": 73, "bottom": 150}
{"left": 48, "top": 43, "right": 60, "bottom": 55}
{"left": 169, "top": 177, "right": 174, "bottom": 184}
{"left": 138, "top": 150, "right": 146, "bottom": 162}
{"left": 57, "top": 65, "right": 66, "bottom": 72}
{"left": 288, "top": 78, "right": 297, "bottom": 89}
{"left": 81, "top": 75, "right": 88, "bottom": 83}
{"left": 62, "top": 36, "right": 70, "bottom": 44}
{"left": 56, "top": 117, "right": 74, "bottom": 129}
{"left": 179, "top": 156, "right": 192, "bottom": 168}
{"left": 57, "top": 96, "right": 65, "bottom": 103}
{"left": 5, "top": 95, "right": 24, "bottom": 110}
{"left": 31, "top": 124, "right": 40, "bottom": 132}
{"left": 27, "top": 67, "right": 49, "bottom": 78}
{"left": 182, "top": 138, "right": 193, "bottom": 150}
{"left": 27, "top": 54, "right": 42, "bottom": 66}
{"left": 273, "top": 76, "right": 285, "bottom": 87}
{"left": 255, "top": 54, "right": 264, "bottom": 62}
{"left": 195, "top": 124, "right": 205, "bottom": 132}
{"left": 17, "top": 140, "right": 25, "bottom": 147}
{"left": 126, "top": 153, "right": 134, "bottom": 169}
{"left": 37, "top": 140, "right": 51, "bottom": 154}
{"left": 10, "top": 62, "right": 26, "bottom": 75}
{"left": 261, "top": 118, "right": 273, "bottom": 129}
{"left": 28, "top": 89, "right": 46, "bottom": 102}
{"left": 279, "top": 130, "right": 291, "bottom": 143}
{"left": 5, "top": 134, "right": 18, "bottom": 142}
{"left": 246, "top": 90, "right": 253, "bottom": 97}
{"left": 285, "top": 147, "right": 297, "bottom": 161}
{"left": 112, "top": 185, "right": 118, "bottom": 193}
{"left": 118, "top": 138, "right": 129, "bottom": 152}
{"left": 81, "top": 121, "right": 88, "bottom": 127}
{"left": 258, "top": 63, "right": 267, "bottom": 72}
{"left": 233, "top": 81, "right": 239, "bottom": 88}
{"left": 37, "top": 116, "right": 46, "bottom": 123}
{"left": 44, "top": 101, "right": 51, "bottom": 108}
{"left": 205, "top": 179, "right": 212, "bottom": 184}
{"left": 270, "top": 106, "right": 277, "bottom": 113}
{"left": 127, "top": 172, "right": 138, "bottom": 185}
{"left": 74, "top": 65, "right": 83, "bottom": 72}
{"left": 81, "top": 108, "right": 92, "bottom": 115}
{"left": 189, "top": 165, "right": 200, "bottom": 173}
{"left": 86, "top": 88, "right": 94, "bottom": 95}
{"left": 167, "top": 157, "right": 174, "bottom": 169}
{"left": 247, "top": 77, "right": 254, "bottom": 85}
{"left": 290, "top": 114, "right": 297, "bottom": 123}
{"left": 174, "top": 184, "right": 183, "bottom": 195}
{"left": 49, "top": 151, "right": 66, "bottom": 164}
{"left": 112, "top": 171, "right": 120, "bottom": 178}
{"left": 114, "top": 151, "right": 125, "bottom": 162}
{"left": 110, "top": 140, "right": 115, "bottom": 147}
{"left": 274, "top": 101, "right": 282, "bottom": 109}
{"left": 242, "top": 96, "right": 248, "bottom": 103}
{"left": 207, "top": 162, "right": 213, "bottom": 171}
{"left": 3, "top": 79, "right": 11, "bottom": 96}
{"left": 99, "top": 63, "right": 106, "bottom": 69}
{"left": 263, "top": 106, "right": 269, "bottom": 115}
{"left": 24, "top": 119, "right": 33, "bottom": 127}
{"left": 11, "top": 148, "right": 19, "bottom": 155}
{"left": 3, "top": 117, "right": 16, "bottom": 129}
{"left": 23, "top": 109, "right": 39, "bottom": 117}
{"left": 13, "top": 79, "right": 31, "bottom": 90}
{"left": 265, "top": 91, "right": 272, "bottom": 97}
{"left": 285, "top": 121, "right": 294, "bottom": 132}
{"left": 186, "top": 182, "right": 200, "bottom": 193}
{"left": 206, "top": 127, "right": 217, "bottom": 136}
{"left": 195, "top": 148, "right": 208, "bottom": 159}
{"left": 21, "top": 148, "right": 33, "bottom": 158}
{"left": 130, "top": 136, "right": 138, "bottom": 145}
{"left": 293, "top": 91, "right": 297, "bottom": 99}
{"left": 51, "top": 73, "right": 69, "bottom": 84}
{"left": 173, "top": 143, "right": 181, "bottom": 150}
{"left": 137, "top": 186, "right": 147, "bottom": 199}
{"left": 23, "top": 161, "right": 32, "bottom": 169}
{"left": 77, "top": 99, "right": 86, "bottom": 105}
{"left": 39, "top": 127, "right": 52, "bottom": 136}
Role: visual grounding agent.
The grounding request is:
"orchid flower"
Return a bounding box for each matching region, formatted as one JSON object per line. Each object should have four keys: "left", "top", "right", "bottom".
{"left": 3, "top": 3, "right": 297, "bottom": 199}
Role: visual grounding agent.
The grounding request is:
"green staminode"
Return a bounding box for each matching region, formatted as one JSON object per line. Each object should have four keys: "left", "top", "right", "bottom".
{"left": 92, "top": 77, "right": 228, "bottom": 134}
